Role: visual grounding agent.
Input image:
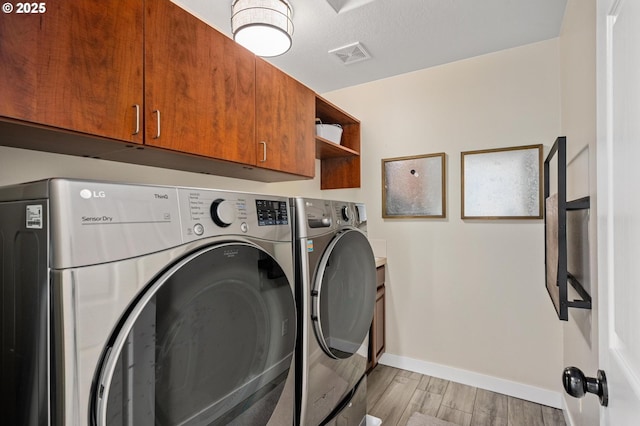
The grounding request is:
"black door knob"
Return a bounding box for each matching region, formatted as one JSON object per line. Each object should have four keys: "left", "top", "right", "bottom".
{"left": 562, "top": 366, "right": 608, "bottom": 407}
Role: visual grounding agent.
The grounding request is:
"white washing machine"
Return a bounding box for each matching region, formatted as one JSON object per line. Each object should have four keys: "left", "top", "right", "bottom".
{"left": 291, "top": 198, "right": 376, "bottom": 426}
{"left": 0, "top": 179, "right": 297, "bottom": 426}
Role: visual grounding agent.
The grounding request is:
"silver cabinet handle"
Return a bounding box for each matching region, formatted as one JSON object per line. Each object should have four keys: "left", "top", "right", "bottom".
{"left": 259, "top": 141, "right": 267, "bottom": 162}
{"left": 132, "top": 104, "right": 140, "bottom": 135}
{"left": 153, "top": 110, "right": 160, "bottom": 139}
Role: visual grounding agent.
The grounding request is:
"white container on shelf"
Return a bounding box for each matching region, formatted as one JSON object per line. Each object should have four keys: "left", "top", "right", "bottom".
{"left": 315, "top": 121, "right": 343, "bottom": 144}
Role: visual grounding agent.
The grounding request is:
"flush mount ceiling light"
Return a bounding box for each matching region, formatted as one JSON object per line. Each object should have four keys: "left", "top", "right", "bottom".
{"left": 231, "top": 0, "right": 294, "bottom": 58}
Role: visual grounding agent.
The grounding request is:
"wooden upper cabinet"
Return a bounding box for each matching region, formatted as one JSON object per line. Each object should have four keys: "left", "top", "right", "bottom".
{"left": 255, "top": 58, "right": 315, "bottom": 178}
{"left": 0, "top": 0, "right": 144, "bottom": 143}
{"left": 0, "top": 0, "right": 325, "bottom": 182}
{"left": 144, "top": 0, "right": 256, "bottom": 165}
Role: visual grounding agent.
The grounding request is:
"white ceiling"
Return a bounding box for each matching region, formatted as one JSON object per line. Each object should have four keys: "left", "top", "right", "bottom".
{"left": 174, "top": 0, "right": 568, "bottom": 93}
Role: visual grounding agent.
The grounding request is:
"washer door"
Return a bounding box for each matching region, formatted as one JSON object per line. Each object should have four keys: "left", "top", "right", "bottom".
{"left": 312, "top": 229, "right": 376, "bottom": 359}
{"left": 92, "top": 243, "right": 296, "bottom": 426}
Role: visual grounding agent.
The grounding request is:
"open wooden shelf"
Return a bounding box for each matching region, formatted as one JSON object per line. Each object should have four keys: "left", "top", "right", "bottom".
{"left": 315, "top": 95, "right": 361, "bottom": 189}
{"left": 315, "top": 137, "right": 360, "bottom": 159}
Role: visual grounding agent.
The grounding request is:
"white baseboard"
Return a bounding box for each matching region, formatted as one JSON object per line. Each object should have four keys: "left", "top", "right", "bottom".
{"left": 378, "top": 353, "right": 564, "bottom": 409}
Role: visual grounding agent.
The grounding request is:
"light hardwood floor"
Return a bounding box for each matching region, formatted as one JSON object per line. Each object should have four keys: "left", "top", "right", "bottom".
{"left": 367, "top": 364, "right": 566, "bottom": 426}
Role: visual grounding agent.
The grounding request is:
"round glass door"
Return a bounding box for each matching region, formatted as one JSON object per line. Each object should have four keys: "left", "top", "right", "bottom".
{"left": 92, "top": 243, "right": 296, "bottom": 426}
{"left": 312, "top": 229, "right": 376, "bottom": 359}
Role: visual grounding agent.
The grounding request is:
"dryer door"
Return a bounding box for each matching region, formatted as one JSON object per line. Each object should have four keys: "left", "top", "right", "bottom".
{"left": 92, "top": 243, "right": 296, "bottom": 426}
{"left": 312, "top": 229, "right": 376, "bottom": 359}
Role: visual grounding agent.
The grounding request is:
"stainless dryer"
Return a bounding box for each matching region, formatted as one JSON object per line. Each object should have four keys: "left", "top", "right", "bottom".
{"left": 0, "top": 179, "right": 297, "bottom": 426}
{"left": 292, "top": 198, "right": 376, "bottom": 426}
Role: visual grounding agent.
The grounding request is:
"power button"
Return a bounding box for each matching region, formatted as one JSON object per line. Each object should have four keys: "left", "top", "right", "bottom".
{"left": 240, "top": 222, "right": 248, "bottom": 233}
{"left": 193, "top": 223, "right": 204, "bottom": 236}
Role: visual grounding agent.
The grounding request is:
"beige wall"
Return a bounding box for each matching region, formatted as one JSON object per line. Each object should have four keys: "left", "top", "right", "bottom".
{"left": 0, "top": 145, "right": 326, "bottom": 197}
{"left": 0, "top": 145, "right": 370, "bottom": 218}
{"left": 323, "top": 39, "right": 564, "bottom": 402}
{"left": 1, "top": 33, "right": 569, "bottom": 408}
{"left": 559, "top": 0, "right": 599, "bottom": 424}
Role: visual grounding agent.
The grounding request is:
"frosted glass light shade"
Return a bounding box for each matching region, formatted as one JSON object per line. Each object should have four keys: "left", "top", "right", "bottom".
{"left": 231, "top": 0, "right": 293, "bottom": 57}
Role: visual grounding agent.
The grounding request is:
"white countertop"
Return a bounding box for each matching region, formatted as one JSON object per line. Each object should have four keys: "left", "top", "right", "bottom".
{"left": 375, "top": 257, "right": 386, "bottom": 268}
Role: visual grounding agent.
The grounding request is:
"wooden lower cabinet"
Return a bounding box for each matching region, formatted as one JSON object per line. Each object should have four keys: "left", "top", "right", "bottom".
{"left": 368, "top": 265, "right": 386, "bottom": 371}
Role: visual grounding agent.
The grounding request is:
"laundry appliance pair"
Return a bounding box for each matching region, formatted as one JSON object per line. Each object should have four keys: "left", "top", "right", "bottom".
{"left": 0, "top": 179, "right": 377, "bottom": 426}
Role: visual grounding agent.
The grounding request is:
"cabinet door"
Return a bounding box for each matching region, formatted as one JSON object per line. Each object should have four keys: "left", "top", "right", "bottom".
{"left": 368, "top": 267, "right": 386, "bottom": 371}
{"left": 0, "top": 0, "right": 143, "bottom": 143}
{"left": 374, "top": 286, "right": 385, "bottom": 359}
{"left": 256, "top": 58, "right": 315, "bottom": 177}
{"left": 144, "top": 0, "right": 256, "bottom": 164}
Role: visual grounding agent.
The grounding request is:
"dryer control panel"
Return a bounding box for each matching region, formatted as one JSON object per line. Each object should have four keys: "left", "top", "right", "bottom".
{"left": 3, "top": 179, "right": 292, "bottom": 268}
{"left": 256, "top": 199, "right": 289, "bottom": 226}
{"left": 177, "top": 188, "right": 291, "bottom": 243}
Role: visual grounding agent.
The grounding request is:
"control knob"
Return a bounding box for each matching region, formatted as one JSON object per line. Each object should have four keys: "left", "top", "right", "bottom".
{"left": 210, "top": 199, "right": 236, "bottom": 227}
{"left": 341, "top": 206, "right": 350, "bottom": 221}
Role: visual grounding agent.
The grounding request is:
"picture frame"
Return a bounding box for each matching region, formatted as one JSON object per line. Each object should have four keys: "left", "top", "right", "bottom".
{"left": 461, "top": 144, "right": 543, "bottom": 219}
{"left": 382, "top": 153, "right": 446, "bottom": 218}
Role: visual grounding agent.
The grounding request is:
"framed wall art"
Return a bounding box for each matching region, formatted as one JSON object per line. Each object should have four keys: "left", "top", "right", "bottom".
{"left": 461, "top": 144, "right": 543, "bottom": 219}
{"left": 382, "top": 153, "right": 446, "bottom": 218}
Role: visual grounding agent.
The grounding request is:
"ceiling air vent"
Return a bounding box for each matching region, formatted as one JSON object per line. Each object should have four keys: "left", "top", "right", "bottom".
{"left": 329, "top": 42, "right": 371, "bottom": 65}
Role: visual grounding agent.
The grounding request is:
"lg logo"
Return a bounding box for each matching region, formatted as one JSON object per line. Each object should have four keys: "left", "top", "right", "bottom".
{"left": 80, "top": 189, "right": 106, "bottom": 199}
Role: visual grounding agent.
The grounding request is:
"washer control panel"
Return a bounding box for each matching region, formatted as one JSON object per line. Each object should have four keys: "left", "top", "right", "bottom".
{"left": 334, "top": 202, "right": 355, "bottom": 226}
{"left": 292, "top": 197, "right": 368, "bottom": 239}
